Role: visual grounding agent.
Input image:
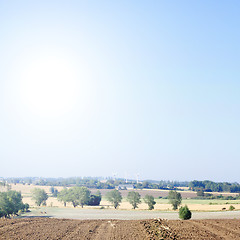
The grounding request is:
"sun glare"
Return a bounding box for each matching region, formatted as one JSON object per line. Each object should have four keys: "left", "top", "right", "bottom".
{"left": 20, "top": 56, "right": 78, "bottom": 118}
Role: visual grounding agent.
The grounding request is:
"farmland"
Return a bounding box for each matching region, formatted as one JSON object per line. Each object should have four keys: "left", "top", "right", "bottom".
{"left": 1, "top": 183, "right": 240, "bottom": 239}
{"left": 9, "top": 184, "right": 240, "bottom": 212}
{"left": 1, "top": 218, "right": 240, "bottom": 239}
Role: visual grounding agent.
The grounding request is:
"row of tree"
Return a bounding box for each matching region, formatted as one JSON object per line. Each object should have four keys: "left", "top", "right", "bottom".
{"left": 105, "top": 189, "right": 157, "bottom": 210}
{"left": 106, "top": 189, "right": 184, "bottom": 211}
{"left": 31, "top": 187, "right": 184, "bottom": 211}
{"left": 31, "top": 187, "right": 157, "bottom": 210}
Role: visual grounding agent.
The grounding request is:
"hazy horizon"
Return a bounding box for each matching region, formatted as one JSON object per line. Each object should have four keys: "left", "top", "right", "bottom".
{"left": 2, "top": 176, "right": 240, "bottom": 185}
{"left": 1, "top": 1, "right": 240, "bottom": 182}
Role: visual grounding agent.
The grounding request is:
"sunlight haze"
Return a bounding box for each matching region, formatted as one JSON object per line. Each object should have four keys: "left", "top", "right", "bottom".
{"left": 0, "top": 1, "right": 240, "bottom": 182}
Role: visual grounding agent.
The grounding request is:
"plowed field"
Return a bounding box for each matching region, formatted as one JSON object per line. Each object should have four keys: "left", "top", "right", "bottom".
{"left": 0, "top": 218, "right": 240, "bottom": 239}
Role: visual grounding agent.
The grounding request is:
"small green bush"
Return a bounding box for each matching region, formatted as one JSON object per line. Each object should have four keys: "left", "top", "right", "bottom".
{"left": 229, "top": 205, "right": 235, "bottom": 211}
{"left": 179, "top": 205, "right": 192, "bottom": 220}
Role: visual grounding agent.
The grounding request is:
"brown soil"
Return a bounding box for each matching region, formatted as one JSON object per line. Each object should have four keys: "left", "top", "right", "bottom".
{"left": 0, "top": 218, "right": 240, "bottom": 239}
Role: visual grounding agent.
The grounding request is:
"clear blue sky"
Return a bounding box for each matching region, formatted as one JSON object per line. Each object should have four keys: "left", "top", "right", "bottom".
{"left": 0, "top": 1, "right": 240, "bottom": 182}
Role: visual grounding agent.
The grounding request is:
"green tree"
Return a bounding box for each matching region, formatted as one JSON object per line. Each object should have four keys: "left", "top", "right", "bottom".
{"left": 127, "top": 191, "right": 141, "bottom": 209}
{"left": 31, "top": 188, "right": 48, "bottom": 206}
{"left": 66, "top": 188, "right": 78, "bottom": 207}
{"left": 106, "top": 190, "right": 122, "bottom": 209}
{"left": 0, "top": 192, "right": 12, "bottom": 217}
{"left": 168, "top": 190, "right": 182, "bottom": 210}
{"left": 57, "top": 188, "right": 69, "bottom": 207}
{"left": 144, "top": 194, "right": 156, "bottom": 210}
{"left": 0, "top": 191, "right": 25, "bottom": 218}
{"left": 74, "top": 186, "right": 91, "bottom": 208}
{"left": 6, "top": 190, "right": 24, "bottom": 215}
{"left": 62, "top": 186, "right": 91, "bottom": 208}
{"left": 179, "top": 205, "right": 191, "bottom": 220}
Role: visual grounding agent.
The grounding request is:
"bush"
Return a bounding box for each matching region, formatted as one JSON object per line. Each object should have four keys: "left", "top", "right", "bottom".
{"left": 229, "top": 205, "right": 235, "bottom": 211}
{"left": 87, "top": 194, "right": 101, "bottom": 206}
{"left": 179, "top": 205, "right": 192, "bottom": 220}
{"left": 22, "top": 203, "right": 30, "bottom": 212}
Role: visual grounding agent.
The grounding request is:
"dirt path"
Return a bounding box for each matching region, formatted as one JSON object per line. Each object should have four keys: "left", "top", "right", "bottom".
{"left": 22, "top": 207, "right": 240, "bottom": 220}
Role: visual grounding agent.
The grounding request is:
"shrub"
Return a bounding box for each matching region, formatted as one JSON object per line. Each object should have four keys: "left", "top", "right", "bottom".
{"left": 229, "top": 205, "right": 235, "bottom": 211}
{"left": 87, "top": 194, "right": 101, "bottom": 206}
{"left": 22, "top": 203, "right": 30, "bottom": 212}
{"left": 179, "top": 205, "right": 192, "bottom": 220}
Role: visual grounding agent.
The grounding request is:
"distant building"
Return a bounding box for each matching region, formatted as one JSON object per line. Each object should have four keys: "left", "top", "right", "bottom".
{"left": 117, "top": 184, "right": 134, "bottom": 190}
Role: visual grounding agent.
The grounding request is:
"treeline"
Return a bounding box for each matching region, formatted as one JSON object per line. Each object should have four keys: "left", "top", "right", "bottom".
{"left": 5, "top": 177, "right": 116, "bottom": 189}
{"left": 135, "top": 180, "right": 189, "bottom": 190}
{"left": 189, "top": 180, "right": 240, "bottom": 193}
{"left": 4, "top": 177, "right": 240, "bottom": 193}
{"left": 3, "top": 177, "right": 189, "bottom": 190}
{"left": 195, "top": 191, "right": 240, "bottom": 200}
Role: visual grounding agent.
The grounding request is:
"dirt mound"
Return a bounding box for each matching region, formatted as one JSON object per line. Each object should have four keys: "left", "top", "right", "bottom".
{"left": 0, "top": 218, "right": 240, "bottom": 239}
